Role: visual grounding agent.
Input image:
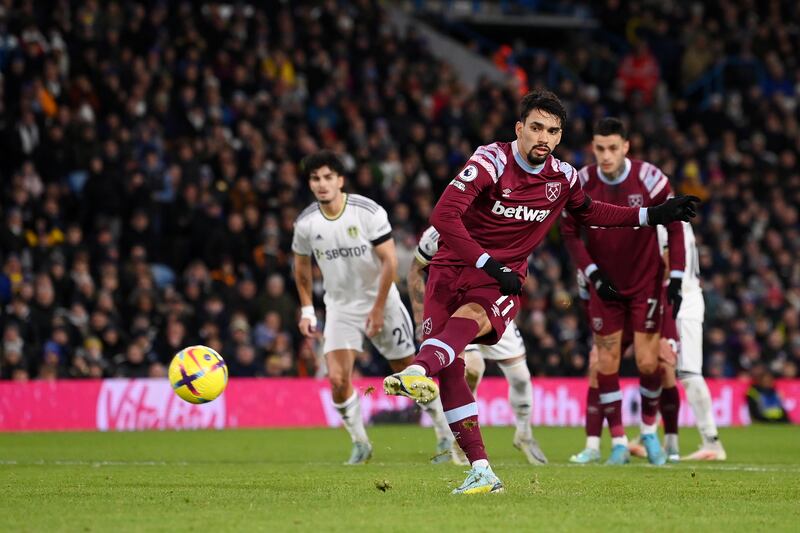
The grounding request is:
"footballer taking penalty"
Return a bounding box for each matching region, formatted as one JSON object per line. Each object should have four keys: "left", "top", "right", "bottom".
{"left": 292, "top": 151, "right": 453, "bottom": 465}
{"left": 383, "top": 90, "right": 700, "bottom": 494}
{"left": 409, "top": 225, "right": 547, "bottom": 466}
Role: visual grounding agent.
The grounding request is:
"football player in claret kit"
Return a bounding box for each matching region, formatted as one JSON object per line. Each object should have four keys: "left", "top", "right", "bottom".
{"left": 292, "top": 151, "right": 453, "bottom": 465}
{"left": 561, "top": 117, "right": 687, "bottom": 466}
{"left": 570, "top": 270, "right": 683, "bottom": 464}
{"left": 382, "top": 90, "right": 699, "bottom": 494}
{"left": 409, "top": 226, "right": 547, "bottom": 466}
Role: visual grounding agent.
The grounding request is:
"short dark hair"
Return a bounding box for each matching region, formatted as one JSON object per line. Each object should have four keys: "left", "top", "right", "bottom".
{"left": 300, "top": 150, "right": 345, "bottom": 178}
{"left": 518, "top": 90, "right": 567, "bottom": 128}
{"left": 593, "top": 117, "right": 627, "bottom": 139}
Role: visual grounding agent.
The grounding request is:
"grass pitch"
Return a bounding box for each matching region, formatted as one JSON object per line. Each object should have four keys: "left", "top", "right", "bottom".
{"left": 1, "top": 425, "right": 798, "bottom": 532}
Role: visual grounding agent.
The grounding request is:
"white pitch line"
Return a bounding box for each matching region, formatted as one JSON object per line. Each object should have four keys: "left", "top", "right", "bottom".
{"left": 0, "top": 460, "right": 189, "bottom": 466}
{"left": 1, "top": 459, "right": 799, "bottom": 473}
{"left": 545, "top": 462, "right": 800, "bottom": 473}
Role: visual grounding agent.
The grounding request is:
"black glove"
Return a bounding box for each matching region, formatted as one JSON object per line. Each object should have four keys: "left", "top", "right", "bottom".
{"left": 667, "top": 277, "right": 682, "bottom": 319}
{"left": 482, "top": 257, "right": 522, "bottom": 295}
{"left": 589, "top": 269, "right": 626, "bottom": 301}
{"left": 647, "top": 195, "right": 701, "bottom": 226}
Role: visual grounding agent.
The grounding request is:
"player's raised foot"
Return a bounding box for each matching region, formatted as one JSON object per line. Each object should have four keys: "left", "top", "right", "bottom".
{"left": 513, "top": 432, "right": 548, "bottom": 465}
{"left": 641, "top": 433, "right": 667, "bottom": 466}
{"left": 605, "top": 444, "right": 630, "bottom": 465}
{"left": 344, "top": 441, "right": 372, "bottom": 465}
{"left": 627, "top": 436, "right": 647, "bottom": 459}
{"left": 682, "top": 442, "right": 727, "bottom": 461}
{"left": 569, "top": 448, "right": 601, "bottom": 464}
{"left": 383, "top": 368, "right": 439, "bottom": 403}
{"left": 451, "top": 464, "right": 504, "bottom": 495}
{"left": 451, "top": 443, "right": 469, "bottom": 465}
{"left": 431, "top": 437, "right": 456, "bottom": 464}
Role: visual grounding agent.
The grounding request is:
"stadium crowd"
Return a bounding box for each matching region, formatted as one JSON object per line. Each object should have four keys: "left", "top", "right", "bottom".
{"left": 0, "top": 1, "right": 798, "bottom": 383}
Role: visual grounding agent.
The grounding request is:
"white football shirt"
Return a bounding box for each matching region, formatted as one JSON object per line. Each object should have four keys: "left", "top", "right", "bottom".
{"left": 658, "top": 222, "right": 704, "bottom": 321}
{"left": 292, "top": 193, "right": 397, "bottom": 311}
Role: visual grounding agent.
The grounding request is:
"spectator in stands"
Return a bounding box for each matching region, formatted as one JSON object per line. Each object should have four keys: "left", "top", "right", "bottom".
{"left": 0, "top": 0, "right": 796, "bottom": 382}
{"left": 747, "top": 364, "right": 790, "bottom": 423}
{"left": 617, "top": 39, "right": 660, "bottom": 105}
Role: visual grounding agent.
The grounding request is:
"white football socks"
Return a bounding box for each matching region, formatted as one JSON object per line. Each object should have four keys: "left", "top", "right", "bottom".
{"left": 640, "top": 422, "right": 658, "bottom": 436}
{"left": 499, "top": 359, "right": 533, "bottom": 438}
{"left": 586, "top": 436, "right": 600, "bottom": 451}
{"left": 418, "top": 395, "right": 452, "bottom": 441}
{"left": 664, "top": 433, "right": 679, "bottom": 452}
{"left": 333, "top": 391, "right": 368, "bottom": 443}
{"left": 612, "top": 436, "right": 629, "bottom": 447}
{"left": 681, "top": 373, "right": 720, "bottom": 445}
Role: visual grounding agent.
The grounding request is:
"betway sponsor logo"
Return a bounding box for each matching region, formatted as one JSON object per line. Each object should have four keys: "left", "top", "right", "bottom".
{"left": 490, "top": 200, "right": 550, "bottom": 222}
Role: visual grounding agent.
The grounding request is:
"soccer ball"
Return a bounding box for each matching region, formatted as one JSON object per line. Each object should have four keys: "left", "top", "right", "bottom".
{"left": 168, "top": 345, "right": 228, "bottom": 404}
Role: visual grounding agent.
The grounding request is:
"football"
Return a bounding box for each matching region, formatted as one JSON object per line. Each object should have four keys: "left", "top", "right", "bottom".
{"left": 168, "top": 345, "right": 228, "bottom": 404}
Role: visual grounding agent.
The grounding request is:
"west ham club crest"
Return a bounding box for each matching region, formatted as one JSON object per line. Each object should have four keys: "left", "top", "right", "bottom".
{"left": 546, "top": 182, "right": 561, "bottom": 202}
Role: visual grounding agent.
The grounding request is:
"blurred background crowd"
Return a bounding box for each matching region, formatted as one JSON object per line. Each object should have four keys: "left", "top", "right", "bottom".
{"left": 0, "top": 0, "right": 798, "bottom": 383}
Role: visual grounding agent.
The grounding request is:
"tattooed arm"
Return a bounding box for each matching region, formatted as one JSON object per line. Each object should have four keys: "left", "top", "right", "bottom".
{"left": 407, "top": 257, "right": 427, "bottom": 342}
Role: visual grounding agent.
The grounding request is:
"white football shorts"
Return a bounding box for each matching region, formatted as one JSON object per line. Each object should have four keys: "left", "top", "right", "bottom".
{"left": 322, "top": 290, "right": 415, "bottom": 360}
{"left": 676, "top": 317, "right": 703, "bottom": 375}
{"left": 464, "top": 321, "right": 525, "bottom": 361}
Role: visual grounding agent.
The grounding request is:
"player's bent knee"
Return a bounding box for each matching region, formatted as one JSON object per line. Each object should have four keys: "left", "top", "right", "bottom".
{"left": 452, "top": 303, "right": 490, "bottom": 332}
{"left": 596, "top": 348, "right": 621, "bottom": 373}
{"left": 328, "top": 371, "right": 351, "bottom": 394}
{"left": 499, "top": 357, "right": 530, "bottom": 391}
{"left": 637, "top": 358, "right": 659, "bottom": 375}
{"left": 464, "top": 351, "right": 485, "bottom": 375}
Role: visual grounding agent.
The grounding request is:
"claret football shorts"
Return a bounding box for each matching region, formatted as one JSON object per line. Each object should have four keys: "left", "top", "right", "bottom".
{"left": 421, "top": 264, "right": 519, "bottom": 345}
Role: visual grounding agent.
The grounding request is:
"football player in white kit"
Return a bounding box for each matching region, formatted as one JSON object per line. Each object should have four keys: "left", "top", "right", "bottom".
{"left": 408, "top": 226, "right": 548, "bottom": 465}
{"left": 292, "top": 151, "right": 453, "bottom": 465}
{"left": 657, "top": 223, "right": 726, "bottom": 460}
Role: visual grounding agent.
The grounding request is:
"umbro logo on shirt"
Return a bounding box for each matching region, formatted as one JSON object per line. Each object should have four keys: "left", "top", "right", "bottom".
{"left": 315, "top": 234, "right": 323, "bottom": 240}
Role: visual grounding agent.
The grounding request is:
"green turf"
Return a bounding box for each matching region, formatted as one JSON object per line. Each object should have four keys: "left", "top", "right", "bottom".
{"left": 1, "top": 425, "right": 799, "bottom": 532}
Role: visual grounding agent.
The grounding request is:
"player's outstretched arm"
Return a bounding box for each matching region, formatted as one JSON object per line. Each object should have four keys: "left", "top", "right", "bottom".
{"left": 294, "top": 253, "right": 317, "bottom": 337}
{"left": 567, "top": 193, "right": 700, "bottom": 228}
{"left": 407, "top": 257, "right": 427, "bottom": 341}
{"left": 646, "top": 195, "right": 701, "bottom": 225}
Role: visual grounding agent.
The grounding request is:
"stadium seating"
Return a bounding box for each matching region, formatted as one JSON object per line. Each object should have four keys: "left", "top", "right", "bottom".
{"left": 0, "top": 1, "right": 798, "bottom": 383}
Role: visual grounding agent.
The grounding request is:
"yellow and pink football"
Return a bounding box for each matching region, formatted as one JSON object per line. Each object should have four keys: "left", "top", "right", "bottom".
{"left": 168, "top": 345, "right": 228, "bottom": 404}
